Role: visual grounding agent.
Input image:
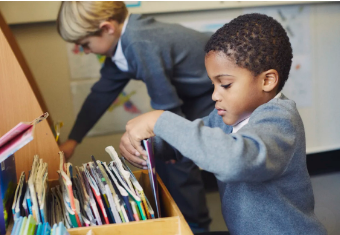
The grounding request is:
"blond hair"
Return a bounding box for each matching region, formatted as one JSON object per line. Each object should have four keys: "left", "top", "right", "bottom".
{"left": 57, "top": 1, "right": 128, "bottom": 42}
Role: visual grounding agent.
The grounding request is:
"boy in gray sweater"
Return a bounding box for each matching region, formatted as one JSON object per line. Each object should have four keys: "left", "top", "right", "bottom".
{"left": 122, "top": 13, "right": 327, "bottom": 234}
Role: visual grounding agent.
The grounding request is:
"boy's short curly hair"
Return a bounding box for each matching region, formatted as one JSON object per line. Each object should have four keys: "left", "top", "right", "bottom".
{"left": 57, "top": 1, "right": 128, "bottom": 43}
{"left": 205, "top": 13, "right": 293, "bottom": 92}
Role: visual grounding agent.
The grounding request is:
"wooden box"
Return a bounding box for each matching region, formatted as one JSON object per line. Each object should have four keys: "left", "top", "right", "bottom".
{"left": 67, "top": 170, "right": 193, "bottom": 235}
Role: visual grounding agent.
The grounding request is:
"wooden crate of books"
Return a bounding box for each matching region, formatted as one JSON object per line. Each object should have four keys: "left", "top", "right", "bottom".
{"left": 67, "top": 170, "right": 193, "bottom": 235}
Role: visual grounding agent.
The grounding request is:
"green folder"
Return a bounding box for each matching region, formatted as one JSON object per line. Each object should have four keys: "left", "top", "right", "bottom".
{"left": 18, "top": 217, "right": 27, "bottom": 235}
{"left": 26, "top": 215, "right": 36, "bottom": 235}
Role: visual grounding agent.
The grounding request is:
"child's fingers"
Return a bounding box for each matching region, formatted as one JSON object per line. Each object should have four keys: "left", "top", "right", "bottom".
{"left": 125, "top": 131, "right": 147, "bottom": 157}
{"left": 132, "top": 140, "right": 147, "bottom": 158}
{"left": 120, "top": 132, "right": 141, "bottom": 157}
{"left": 120, "top": 144, "right": 146, "bottom": 167}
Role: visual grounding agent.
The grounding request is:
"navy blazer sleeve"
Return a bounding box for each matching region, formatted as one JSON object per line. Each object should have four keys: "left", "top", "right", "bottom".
{"left": 69, "top": 58, "right": 130, "bottom": 143}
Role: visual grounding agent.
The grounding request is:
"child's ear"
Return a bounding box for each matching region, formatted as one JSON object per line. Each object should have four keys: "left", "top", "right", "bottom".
{"left": 99, "top": 21, "right": 116, "bottom": 34}
{"left": 262, "top": 69, "right": 279, "bottom": 93}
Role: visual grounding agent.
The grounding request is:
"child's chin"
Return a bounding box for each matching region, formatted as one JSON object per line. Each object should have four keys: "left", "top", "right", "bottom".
{"left": 222, "top": 116, "right": 241, "bottom": 126}
{"left": 222, "top": 117, "right": 232, "bottom": 126}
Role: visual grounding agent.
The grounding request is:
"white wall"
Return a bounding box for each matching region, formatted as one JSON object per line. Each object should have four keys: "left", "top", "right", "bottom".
{"left": 7, "top": 2, "right": 340, "bottom": 167}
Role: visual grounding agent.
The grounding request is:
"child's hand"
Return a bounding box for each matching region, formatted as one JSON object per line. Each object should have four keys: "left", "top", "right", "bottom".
{"left": 125, "top": 110, "right": 164, "bottom": 158}
{"left": 59, "top": 139, "right": 78, "bottom": 160}
{"left": 120, "top": 132, "right": 147, "bottom": 169}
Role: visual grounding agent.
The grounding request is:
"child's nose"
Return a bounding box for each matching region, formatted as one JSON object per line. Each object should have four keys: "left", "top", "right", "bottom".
{"left": 212, "top": 88, "right": 221, "bottom": 102}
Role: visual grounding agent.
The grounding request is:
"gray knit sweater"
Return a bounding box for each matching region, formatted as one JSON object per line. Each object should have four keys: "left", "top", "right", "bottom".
{"left": 154, "top": 94, "right": 327, "bottom": 235}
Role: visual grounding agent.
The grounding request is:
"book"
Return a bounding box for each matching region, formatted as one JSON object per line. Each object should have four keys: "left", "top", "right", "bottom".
{"left": 0, "top": 113, "right": 49, "bottom": 162}
{"left": 0, "top": 154, "right": 17, "bottom": 234}
{"left": 143, "top": 139, "right": 161, "bottom": 218}
{"left": 58, "top": 152, "right": 82, "bottom": 228}
{"left": 12, "top": 172, "right": 26, "bottom": 221}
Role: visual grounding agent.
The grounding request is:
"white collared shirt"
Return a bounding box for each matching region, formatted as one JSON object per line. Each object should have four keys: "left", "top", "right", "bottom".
{"left": 111, "top": 14, "right": 130, "bottom": 72}
{"left": 232, "top": 92, "right": 282, "bottom": 133}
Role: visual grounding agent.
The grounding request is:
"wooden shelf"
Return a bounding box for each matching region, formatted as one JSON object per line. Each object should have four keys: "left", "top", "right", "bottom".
{"left": 0, "top": 12, "right": 59, "bottom": 180}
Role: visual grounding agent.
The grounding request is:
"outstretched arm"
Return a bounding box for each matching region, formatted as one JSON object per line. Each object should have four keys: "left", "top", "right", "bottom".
{"left": 126, "top": 103, "right": 298, "bottom": 183}
{"left": 61, "top": 59, "right": 130, "bottom": 159}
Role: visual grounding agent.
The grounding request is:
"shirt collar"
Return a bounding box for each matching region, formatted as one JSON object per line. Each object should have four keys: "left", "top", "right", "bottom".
{"left": 111, "top": 14, "right": 130, "bottom": 63}
{"left": 274, "top": 92, "right": 282, "bottom": 99}
{"left": 121, "top": 13, "right": 130, "bottom": 35}
{"left": 232, "top": 118, "right": 249, "bottom": 133}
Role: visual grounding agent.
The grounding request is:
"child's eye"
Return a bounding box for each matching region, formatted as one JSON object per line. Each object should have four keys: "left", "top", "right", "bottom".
{"left": 221, "top": 84, "right": 231, "bottom": 89}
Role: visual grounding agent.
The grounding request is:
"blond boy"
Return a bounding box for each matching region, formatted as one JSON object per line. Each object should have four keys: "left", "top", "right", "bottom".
{"left": 57, "top": 1, "right": 216, "bottom": 231}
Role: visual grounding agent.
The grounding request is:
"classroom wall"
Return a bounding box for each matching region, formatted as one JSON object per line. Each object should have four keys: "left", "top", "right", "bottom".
{"left": 0, "top": 1, "right": 312, "bottom": 24}
{"left": 6, "top": 2, "right": 340, "bottom": 167}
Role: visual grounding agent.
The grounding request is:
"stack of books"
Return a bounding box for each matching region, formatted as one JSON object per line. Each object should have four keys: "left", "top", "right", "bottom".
{"left": 11, "top": 144, "right": 160, "bottom": 230}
